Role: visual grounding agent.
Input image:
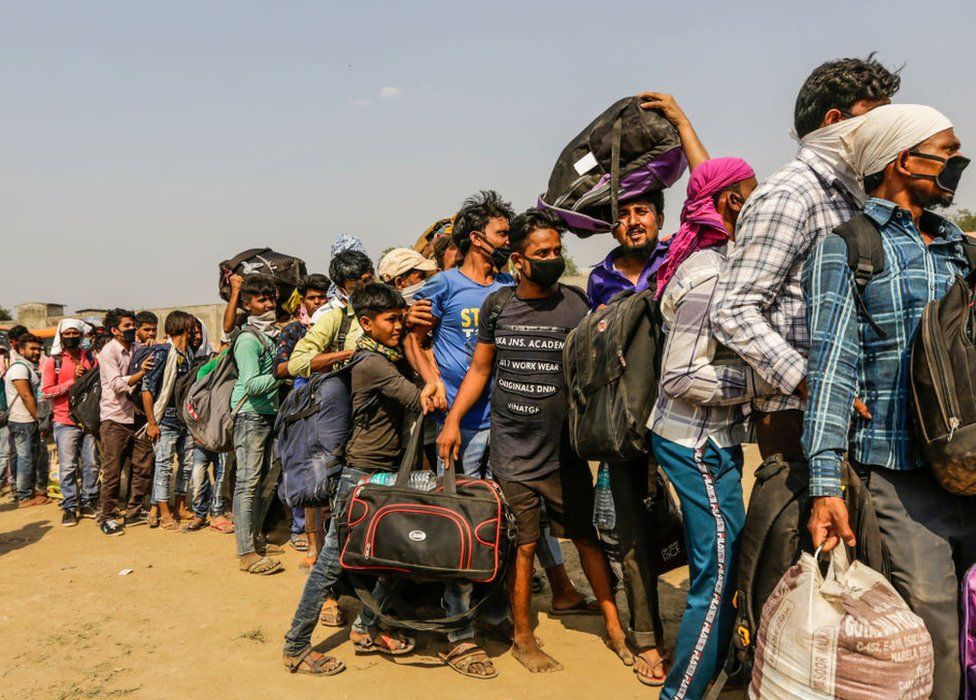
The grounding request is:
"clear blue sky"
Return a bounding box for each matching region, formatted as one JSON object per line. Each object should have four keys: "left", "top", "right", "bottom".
{"left": 2, "top": 0, "right": 975, "bottom": 310}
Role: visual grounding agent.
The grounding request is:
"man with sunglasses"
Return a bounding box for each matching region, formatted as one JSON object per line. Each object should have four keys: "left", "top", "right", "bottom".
{"left": 804, "top": 105, "right": 972, "bottom": 698}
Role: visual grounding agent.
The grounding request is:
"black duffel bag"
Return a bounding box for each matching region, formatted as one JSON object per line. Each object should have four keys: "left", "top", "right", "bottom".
{"left": 338, "top": 418, "right": 516, "bottom": 631}
{"left": 218, "top": 248, "right": 307, "bottom": 309}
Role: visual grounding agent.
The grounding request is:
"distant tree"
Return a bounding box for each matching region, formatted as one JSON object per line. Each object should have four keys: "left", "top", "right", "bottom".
{"left": 560, "top": 244, "right": 580, "bottom": 278}
{"left": 953, "top": 208, "right": 976, "bottom": 232}
{"left": 0, "top": 306, "right": 12, "bottom": 321}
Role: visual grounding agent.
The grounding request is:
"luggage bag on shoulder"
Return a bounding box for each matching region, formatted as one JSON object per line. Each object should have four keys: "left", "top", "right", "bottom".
{"left": 274, "top": 355, "right": 363, "bottom": 508}
{"left": 538, "top": 95, "right": 687, "bottom": 236}
{"left": 563, "top": 288, "right": 663, "bottom": 461}
{"left": 181, "top": 328, "right": 268, "bottom": 453}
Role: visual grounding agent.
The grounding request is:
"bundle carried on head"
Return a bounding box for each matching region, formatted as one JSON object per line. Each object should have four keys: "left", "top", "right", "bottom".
{"left": 218, "top": 248, "right": 308, "bottom": 314}
{"left": 539, "top": 96, "right": 688, "bottom": 237}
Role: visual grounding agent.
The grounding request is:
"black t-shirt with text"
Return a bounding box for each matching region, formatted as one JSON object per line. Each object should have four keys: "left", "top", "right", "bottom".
{"left": 478, "top": 284, "right": 589, "bottom": 482}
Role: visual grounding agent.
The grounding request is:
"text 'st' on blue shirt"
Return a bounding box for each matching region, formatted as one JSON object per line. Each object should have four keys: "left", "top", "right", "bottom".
{"left": 413, "top": 268, "right": 514, "bottom": 430}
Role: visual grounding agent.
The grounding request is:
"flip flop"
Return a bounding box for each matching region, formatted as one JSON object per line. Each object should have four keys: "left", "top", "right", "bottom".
{"left": 319, "top": 602, "right": 347, "bottom": 628}
{"left": 634, "top": 654, "right": 668, "bottom": 687}
{"left": 210, "top": 518, "right": 235, "bottom": 534}
{"left": 439, "top": 643, "right": 498, "bottom": 679}
{"left": 239, "top": 556, "right": 283, "bottom": 575}
{"left": 284, "top": 647, "right": 345, "bottom": 676}
{"left": 549, "top": 595, "right": 600, "bottom": 616}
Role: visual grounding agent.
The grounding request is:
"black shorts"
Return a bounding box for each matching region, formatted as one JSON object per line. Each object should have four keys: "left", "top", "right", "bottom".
{"left": 495, "top": 459, "right": 596, "bottom": 546}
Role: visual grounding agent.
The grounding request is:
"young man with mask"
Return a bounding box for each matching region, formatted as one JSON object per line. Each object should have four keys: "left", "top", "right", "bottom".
{"left": 97, "top": 308, "right": 156, "bottom": 536}
{"left": 274, "top": 273, "right": 331, "bottom": 381}
{"left": 141, "top": 310, "right": 198, "bottom": 531}
{"left": 233, "top": 275, "right": 284, "bottom": 575}
{"left": 41, "top": 319, "right": 98, "bottom": 525}
{"left": 648, "top": 157, "right": 779, "bottom": 698}
{"left": 806, "top": 105, "right": 973, "bottom": 698}
{"left": 711, "top": 55, "right": 901, "bottom": 461}
{"left": 5, "top": 334, "right": 49, "bottom": 507}
{"left": 377, "top": 247, "right": 437, "bottom": 302}
{"left": 439, "top": 208, "right": 631, "bottom": 676}
{"left": 286, "top": 251, "right": 374, "bottom": 380}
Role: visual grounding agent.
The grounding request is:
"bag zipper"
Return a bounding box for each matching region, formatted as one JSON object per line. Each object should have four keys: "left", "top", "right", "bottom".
{"left": 923, "top": 303, "right": 961, "bottom": 440}
{"left": 363, "top": 504, "right": 472, "bottom": 569}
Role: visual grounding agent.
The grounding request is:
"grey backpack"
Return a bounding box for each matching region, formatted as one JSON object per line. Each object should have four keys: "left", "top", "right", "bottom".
{"left": 182, "top": 327, "right": 269, "bottom": 453}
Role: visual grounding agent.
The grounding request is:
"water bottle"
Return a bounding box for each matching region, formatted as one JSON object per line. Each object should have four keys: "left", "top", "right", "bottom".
{"left": 408, "top": 471, "right": 437, "bottom": 492}
{"left": 368, "top": 472, "right": 396, "bottom": 486}
{"left": 593, "top": 464, "right": 617, "bottom": 531}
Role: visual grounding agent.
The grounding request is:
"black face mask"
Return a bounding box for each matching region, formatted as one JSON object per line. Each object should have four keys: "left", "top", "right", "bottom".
{"left": 475, "top": 232, "right": 511, "bottom": 271}
{"left": 524, "top": 256, "right": 566, "bottom": 287}
{"left": 62, "top": 336, "right": 82, "bottom": 350}
{"left": 908, "top": 150, "right": 971, "bottom": 194}
{"left": 121, "top": 328, "right": 137, "bottom": 344}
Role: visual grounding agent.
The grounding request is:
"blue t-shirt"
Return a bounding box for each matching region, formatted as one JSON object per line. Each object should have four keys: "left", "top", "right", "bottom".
{"left": 414, "top": 269, "right": 514, "bottom": 430}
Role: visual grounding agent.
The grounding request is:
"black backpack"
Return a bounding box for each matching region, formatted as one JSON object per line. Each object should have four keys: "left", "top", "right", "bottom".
{"left": 68, "top": 366, "right": 102, "bottom": 435}
{"left": 563, "top": 288, "right": 662, "bottom": 461}
{"left": 705, "top": 455, "right": 890, "bottom": 698}
{"left": 911, "top": 274, "right": 976, "bottom": 494}
{"left": 539, "top": 96, "right": 686, "bottom": 237}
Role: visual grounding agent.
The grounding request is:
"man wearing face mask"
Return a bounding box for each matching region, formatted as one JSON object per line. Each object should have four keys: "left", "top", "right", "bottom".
{"left": 97, "top": 308, "right": 156, "bottom": 536}
{"left": 41, "top": 319, "right": 98, "bottom": 526}
{"left": 438, "top": 208, "right": 632, "bottom": 675}
{"left": 805, "top": 105, "right": 972, "bottom": 698}
{"left": 712, "top": 55, "right": 901, "bottom": 461}
{"left": 377, "top": 247, "right": 437, "bottom": 303}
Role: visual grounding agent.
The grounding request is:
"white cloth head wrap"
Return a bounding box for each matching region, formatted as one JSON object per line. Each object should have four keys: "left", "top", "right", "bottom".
{"left": 843, "top": 104, "right": 953, "bottom": 183}
{"left": 51, "top": 318, "right": 91, "bottom": 355}
{"left": 797, "top": 113, "right": 871, "bottom": 204}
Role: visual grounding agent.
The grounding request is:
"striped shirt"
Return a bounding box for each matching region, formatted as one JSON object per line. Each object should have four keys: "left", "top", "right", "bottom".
{"left": 648, "top": 247, "right": 775, "bottom": 448}
{"left": 802, "top": 199, "right": 967, "bottom": 497}
{"left": 711, "top": 148, "right": 859, "bottom": 412}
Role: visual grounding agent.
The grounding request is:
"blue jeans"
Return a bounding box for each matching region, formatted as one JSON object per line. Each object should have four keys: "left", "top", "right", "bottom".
{"left": 284, "top": 466, "right": 395, "bottom": 654}
{"left": 190, "top": 447, "right": 227, "bottom": 518}
{"left": 651, "top": 434, "right": 745, "bottom": 700}
{"left": 233, "top": 413, "right": 278, "bottom": 557}
{"left": 291, "top": 507, "right": 306, "bottom": 537}
{"left": 53, "top": 422, "right": 99, "bottom": 511}
{"left": 151, "top": 424, "right": 193, "bottom": 503}
{"left": 436, "top": 425, "right": 491, "bottom": 478}
{"left": 9, "top": 421, "right": 48, "bottom": 501}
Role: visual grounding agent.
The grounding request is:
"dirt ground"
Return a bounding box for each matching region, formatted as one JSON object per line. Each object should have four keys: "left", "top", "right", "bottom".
{"left": 0, "top": 447, "right": 759, "bottom": 700}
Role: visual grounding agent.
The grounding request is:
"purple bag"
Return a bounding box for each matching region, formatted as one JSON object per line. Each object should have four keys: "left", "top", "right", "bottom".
{"left": 963, "top": 563, "right": 976, "bottom": 698}
{"left": 538, "top": 96, "right": 686, "bottom": 237}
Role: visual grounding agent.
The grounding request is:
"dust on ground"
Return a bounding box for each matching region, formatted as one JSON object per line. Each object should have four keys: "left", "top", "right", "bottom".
{"left": 0, "top": 448, "right": 758, "bottom": 700}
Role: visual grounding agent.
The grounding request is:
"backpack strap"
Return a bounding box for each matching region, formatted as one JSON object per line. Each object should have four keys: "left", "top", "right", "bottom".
{"left": 54, "top": 355, "right": 62, "bottom": 382}
{"left": 486, "top": 286, "right": 516, "bottom": 330}
{"left": 609, "top": 114, "right": 623, "bottom": 228}
{"left": 332, "top": 310, "right": 355, "bottom": 353}
{"left": 960, "top": 236, "right": 976, "bottom": 281}
{"left": 833, "top": 214, "right": 889, "bottom": 339}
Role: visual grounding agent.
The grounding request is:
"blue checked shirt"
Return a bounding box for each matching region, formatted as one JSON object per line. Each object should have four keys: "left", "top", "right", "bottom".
{"left": 802, "top": 198, "right": 968, "bottom": 497}
{"left": 712, "top": 148, "right": 859, "bottom": 412}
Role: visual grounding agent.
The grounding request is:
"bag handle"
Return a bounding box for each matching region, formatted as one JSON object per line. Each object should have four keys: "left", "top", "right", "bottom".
{"left": 609, "top": 115, "right": 623, "bottom": 231}
{"left": 394, "top": 415, "right": 457, "bottom": 495}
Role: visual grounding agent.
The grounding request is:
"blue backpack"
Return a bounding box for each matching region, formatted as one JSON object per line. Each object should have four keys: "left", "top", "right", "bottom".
{"left": 274, "top": 354, "right": 369, "bottom": 508}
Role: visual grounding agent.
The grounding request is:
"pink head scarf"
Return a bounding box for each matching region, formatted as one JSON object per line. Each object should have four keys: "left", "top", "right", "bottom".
{"left": 655, "top": 157, "right": 755, "bottom": 298}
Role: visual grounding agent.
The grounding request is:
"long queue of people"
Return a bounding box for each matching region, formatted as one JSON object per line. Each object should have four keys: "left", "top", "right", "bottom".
{"left": 3, "top": 52, "right": 974, "bottom": 698}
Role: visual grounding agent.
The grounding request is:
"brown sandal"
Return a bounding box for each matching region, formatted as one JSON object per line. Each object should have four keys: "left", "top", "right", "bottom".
{"left": 284, "top": 647, "right": 345, "bottom": 676}
{"left": 352, "top": 630, "right": 415, "bottom": 656}
{"left": 439, "top": 642, "right": 498, "bottom": 679}
{"left": 319, "top": 600, "right": 346, "bottom": 627}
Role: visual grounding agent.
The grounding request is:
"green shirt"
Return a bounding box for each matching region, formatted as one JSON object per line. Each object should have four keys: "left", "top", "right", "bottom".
{"left": 231, "top": 331, "right": 280, "bottom": 415}
{"left": 286, "top": 305, "right": 362, "bottom": 379}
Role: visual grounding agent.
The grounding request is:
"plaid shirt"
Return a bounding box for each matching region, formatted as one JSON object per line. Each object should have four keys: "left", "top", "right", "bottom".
{"left": 648, "top": 247, "right": 775, "bottom": 448}
{"left": 803, "top": 199, "right": 967, "bottom": 497}
{"left": 711, "top": 148, "right": 859, "bottom": 412}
